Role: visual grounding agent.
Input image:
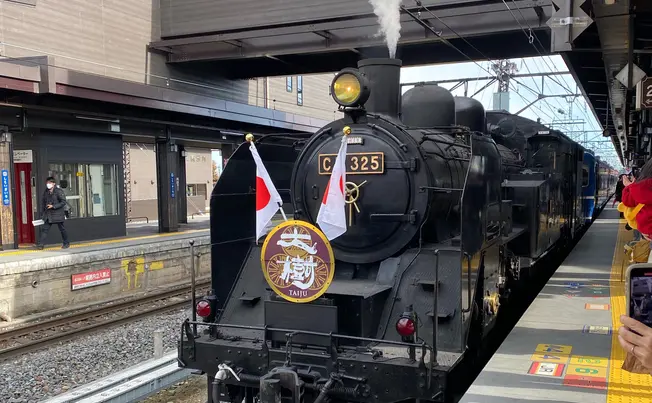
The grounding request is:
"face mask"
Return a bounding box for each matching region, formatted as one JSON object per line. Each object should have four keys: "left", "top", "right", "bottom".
{"left": 46, "top": 183, "right": 54, "bottom": 189}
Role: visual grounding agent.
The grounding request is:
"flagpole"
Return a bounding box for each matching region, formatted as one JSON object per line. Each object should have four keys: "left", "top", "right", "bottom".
{"left": 278, "top": 206, "right": 288, "bottom": 221}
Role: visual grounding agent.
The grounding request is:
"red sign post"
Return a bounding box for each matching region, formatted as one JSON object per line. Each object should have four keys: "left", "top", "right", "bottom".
{"left": 71, "top": 268, "right": 112, "bottom": 290}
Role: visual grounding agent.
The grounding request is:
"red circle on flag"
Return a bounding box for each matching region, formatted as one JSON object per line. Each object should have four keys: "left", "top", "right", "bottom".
{"left": 256, "top": 176, "right": 271, "bottom": 211}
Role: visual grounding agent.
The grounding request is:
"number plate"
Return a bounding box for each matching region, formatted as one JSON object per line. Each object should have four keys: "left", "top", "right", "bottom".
{"left": 318, "top": 152, "right": 384, "bottom": 175}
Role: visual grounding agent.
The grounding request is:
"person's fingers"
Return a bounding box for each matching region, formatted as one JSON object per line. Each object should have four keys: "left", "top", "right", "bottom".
{"left": 621, "top": 315, "right": 652, "bottom": 337}
{"left": 619, "top": 325, "right": 646, "bottom": 346}
{"left": 618, "top": 334, "right": 635, "bottom": 353}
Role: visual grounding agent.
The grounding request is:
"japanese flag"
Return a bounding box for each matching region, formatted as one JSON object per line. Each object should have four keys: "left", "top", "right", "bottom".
{"left": 316, "top": 135, "right": 347, "bottom": 240}
{"left": 249, "top": 142, "right": 283, "bottom": 242}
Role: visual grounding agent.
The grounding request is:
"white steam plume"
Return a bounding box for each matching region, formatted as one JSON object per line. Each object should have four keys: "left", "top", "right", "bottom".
{"left": 368, "top": 0, "right": 403, "bottom": 58}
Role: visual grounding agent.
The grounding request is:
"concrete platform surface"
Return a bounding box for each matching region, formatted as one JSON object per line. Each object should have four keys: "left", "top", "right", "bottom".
{"left": 460, "top": 208, "right": 652, "bottom": 403}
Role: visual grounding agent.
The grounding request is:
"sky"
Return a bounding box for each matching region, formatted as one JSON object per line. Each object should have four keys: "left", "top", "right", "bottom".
{"left": 400, "top": 55, "right": 622, "bottom": 169}
{"left": 212, "top": 55, "right": 621, "bottom": 170}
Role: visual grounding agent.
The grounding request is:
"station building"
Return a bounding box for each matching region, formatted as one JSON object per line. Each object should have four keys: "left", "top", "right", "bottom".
{"left": 0, "top": 0, "right": 336, "bottom": 249}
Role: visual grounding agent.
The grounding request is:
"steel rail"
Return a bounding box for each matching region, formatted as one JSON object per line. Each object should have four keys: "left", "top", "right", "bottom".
{"left": 0, "top": 281, "right": 210, "bottom": 361}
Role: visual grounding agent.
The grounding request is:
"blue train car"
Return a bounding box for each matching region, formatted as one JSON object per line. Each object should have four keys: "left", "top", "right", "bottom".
{"left": 582, "top": 151, "right": 597, "bottom": 222}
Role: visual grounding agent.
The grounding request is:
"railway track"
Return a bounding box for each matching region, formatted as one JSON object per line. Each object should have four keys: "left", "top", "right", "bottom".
{"left": 0, "top": 281, "right": 210, "bottom": 361}
{"left": 42, "top": 352, "right": 190, "bottom": 403}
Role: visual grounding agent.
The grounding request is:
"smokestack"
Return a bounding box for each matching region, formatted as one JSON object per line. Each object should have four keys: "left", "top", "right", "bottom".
{"left": 357, "top": 58, "right": 402, "bottom": 119}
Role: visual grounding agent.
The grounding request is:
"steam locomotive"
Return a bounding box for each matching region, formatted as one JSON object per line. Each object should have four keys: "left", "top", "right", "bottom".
{"left": 179, "top": 58, "right": 617, "bottom": 403}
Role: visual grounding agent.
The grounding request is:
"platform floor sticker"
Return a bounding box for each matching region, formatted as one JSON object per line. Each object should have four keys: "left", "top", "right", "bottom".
{"left": 563, "top": 375, "right": 608, "bottom": 390}
{"left": 562, "top": 361, "right": 609, "bottom": 390}
{"left": 569, "top": 356, "right": 609, "bottom": 367}
{"left": 529, "top": 362, "right": 565, "bottom": 377}
{"left": 585, "top": 303, "right": 610, "bottom": 310}
{"left": 530, "top": 353, "right": 570, "bottom": 364}
{"left": 567, "top": 364, "right": 608, "bottom": 378}
{"left": 535, "top": 344, "right": 573, "bottom": 355}
{"left": 582, "top": 325, "right": 612, "bottom": 335}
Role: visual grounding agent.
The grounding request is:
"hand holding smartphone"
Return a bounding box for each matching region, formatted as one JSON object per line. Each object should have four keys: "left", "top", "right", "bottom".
{"left": 625, "top": 264, "right": 652, "bottom": 327}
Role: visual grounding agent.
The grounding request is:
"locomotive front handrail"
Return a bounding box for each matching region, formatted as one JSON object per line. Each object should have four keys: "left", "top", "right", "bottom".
{"left": 462, "top": 252, "right": 472, "bottom": 314}
{"left": 420, "top": 186, "right": 464, "bottom": 194}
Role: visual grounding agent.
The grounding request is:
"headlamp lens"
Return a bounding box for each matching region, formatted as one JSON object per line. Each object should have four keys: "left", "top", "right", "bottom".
{"left": 332, "top": 73, "right": 362, "bottom": 105}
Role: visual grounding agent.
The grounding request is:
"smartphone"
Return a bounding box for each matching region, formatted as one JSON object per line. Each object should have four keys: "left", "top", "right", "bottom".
{"left": 626, "top": 263, "right": 652, "bottom": 327}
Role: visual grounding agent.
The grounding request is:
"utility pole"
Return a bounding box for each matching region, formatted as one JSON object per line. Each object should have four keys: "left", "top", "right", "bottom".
{"left": 491, "top": 60, "right": 518, "bottom": 111}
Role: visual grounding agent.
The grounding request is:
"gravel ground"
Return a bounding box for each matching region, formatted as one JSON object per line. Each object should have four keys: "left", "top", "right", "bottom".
{"left": 0, "top": 307, "right": 192, "bottom": 403}
{"left": 141, "top": 375, "right": 207, "bottom": 403}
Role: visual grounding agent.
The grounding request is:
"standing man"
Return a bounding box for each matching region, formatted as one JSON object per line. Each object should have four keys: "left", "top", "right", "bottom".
{"left": 37, "top": 177, "right": 70, "bottom": 249}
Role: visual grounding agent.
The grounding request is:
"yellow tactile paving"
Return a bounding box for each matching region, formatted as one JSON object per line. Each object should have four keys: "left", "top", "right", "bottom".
{"left": 0, "top": 229, "right": 208, "bottom": 257}
{"left": 607, "top": 218, "right": 652, "bottom": 402}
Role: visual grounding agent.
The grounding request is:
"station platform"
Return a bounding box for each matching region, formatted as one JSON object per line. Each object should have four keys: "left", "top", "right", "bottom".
{"left": 0, "top": 218, "right": 211, "bottom": 323}
{"left": 460, "top": 208, "right": 652, "bottom": 403}
{"left": 0, "top": 217, "right": 209, "bottom": 263}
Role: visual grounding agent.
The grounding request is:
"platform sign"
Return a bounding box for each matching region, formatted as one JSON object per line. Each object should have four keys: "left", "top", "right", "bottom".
{"left": 641, "top": 77, "right": 652, "bottom": 109}
{"left": 1, "top": 170, "right": 9, "bottom": 206}
{"left": 71, "top": 268, "right": 111, "bottom": 290}
{"left": 170, "top": 173, "right": 175, "bottom": 198}
{"left": 13, "top": 150, "right": 32, "bottom": 163}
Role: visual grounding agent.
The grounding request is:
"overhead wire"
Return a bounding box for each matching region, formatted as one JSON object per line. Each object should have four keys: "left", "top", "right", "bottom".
{"left": 501, "top": 0, "right": 602, "bottom": 132}
{"left": 413, "top": 2, "right": 566, "bottom": 128}
{"left": 500, "top": 0, "right": 616, "bottom": 165}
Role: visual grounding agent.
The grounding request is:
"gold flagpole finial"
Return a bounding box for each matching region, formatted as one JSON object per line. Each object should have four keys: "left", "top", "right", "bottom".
{"left": 342, "top": 126, "right": 351, "bottom": 136}
{"left": 245, "top": 133, "right": 255, "bottom": 143}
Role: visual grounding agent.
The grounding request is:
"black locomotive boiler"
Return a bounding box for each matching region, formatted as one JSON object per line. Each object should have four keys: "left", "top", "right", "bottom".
{"left": 179, "top": 58, "right": 616, "bottom": 403}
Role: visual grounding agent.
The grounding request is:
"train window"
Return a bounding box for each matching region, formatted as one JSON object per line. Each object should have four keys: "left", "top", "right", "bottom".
{"left": 286, "top": 77, "right": 292, "bottom": 92}
{"left": 582, "top": 167, "right": 589, "bottom": 187}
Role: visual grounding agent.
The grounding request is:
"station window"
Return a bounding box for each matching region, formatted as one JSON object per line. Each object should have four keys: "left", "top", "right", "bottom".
{"left": 297, "top": 75, "right": 303, "bottom": 106}
{"left": 286, "top": 77, "right": 292, "bottom": 92}
{"left": 187, "top": 183, "right": 208, "bottom": 199}
{"left": 48, "top": 163, "right": 120, "bottom": 218}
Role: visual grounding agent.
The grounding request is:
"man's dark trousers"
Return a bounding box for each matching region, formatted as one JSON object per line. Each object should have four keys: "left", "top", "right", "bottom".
{"left": 39, "top": 220, "right": 69, "bottom": 246}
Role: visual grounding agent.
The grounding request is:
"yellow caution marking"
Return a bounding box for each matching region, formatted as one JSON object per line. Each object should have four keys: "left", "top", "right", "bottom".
{"left": 0, "top": 229, "right": 208, "bottom": 257}
{"left": 149, "top": 261, "right": 164, "bottom": 270}
{"left": 607, "top": 218, "right": 652, "bottom": 402}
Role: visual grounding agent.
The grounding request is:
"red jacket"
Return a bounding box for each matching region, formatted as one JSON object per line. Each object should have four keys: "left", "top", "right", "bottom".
{"left": 621, "top": 178, "right": 652, "bottom": 237}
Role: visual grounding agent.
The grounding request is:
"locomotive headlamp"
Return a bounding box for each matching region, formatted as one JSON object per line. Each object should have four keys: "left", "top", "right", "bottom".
{"left": 330, "top": 69, "right": 370, "bottom": 108}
